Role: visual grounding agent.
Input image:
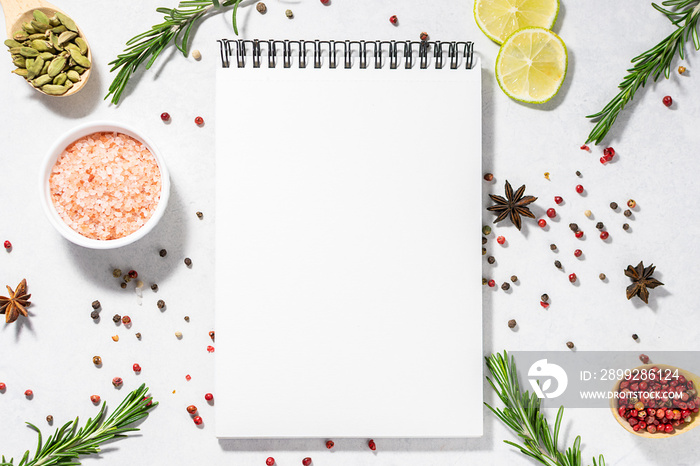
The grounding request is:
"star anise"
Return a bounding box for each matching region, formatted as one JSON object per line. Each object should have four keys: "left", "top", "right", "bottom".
{"left": 0, "top": 278, "right": 31, "bottom": 323}
{"left": 625, "top": 261, "right": 664, "bottom": 304}
{"left": 487, "top": 180, "right": 538, "bottom": 230}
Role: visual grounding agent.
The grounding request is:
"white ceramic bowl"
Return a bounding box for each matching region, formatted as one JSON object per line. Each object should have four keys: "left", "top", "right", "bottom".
{"left": 40, "top": 121, "right": 170, "bottom": 249}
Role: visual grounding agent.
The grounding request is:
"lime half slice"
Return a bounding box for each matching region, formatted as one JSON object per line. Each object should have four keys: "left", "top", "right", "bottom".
{"left": 474, "top": 0, "right": 560, "bottom": 45}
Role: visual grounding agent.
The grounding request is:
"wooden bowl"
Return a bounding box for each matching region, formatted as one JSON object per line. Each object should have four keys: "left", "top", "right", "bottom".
{"left": 610, "top": 363, "right": 700, "bottom": 438}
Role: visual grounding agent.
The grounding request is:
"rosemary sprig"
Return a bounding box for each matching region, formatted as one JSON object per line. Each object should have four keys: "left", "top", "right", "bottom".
{"left": 485, "top": 351, "right": 605, "bottom": 466}
{"left": 0, "top": 384, "right": 156, "bottom": 466}
{"left": 106, "top": 0, "right": 242, "bottom": 105}
{"left": 586, "top": 0, "right": 700, "bottom": 144}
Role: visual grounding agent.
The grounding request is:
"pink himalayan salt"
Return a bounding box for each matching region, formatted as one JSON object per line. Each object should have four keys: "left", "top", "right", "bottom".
{"left": 49, "top": 132, "right": 162, "bottom": 241}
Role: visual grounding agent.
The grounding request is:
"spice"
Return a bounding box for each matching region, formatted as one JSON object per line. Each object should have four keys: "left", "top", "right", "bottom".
{"left": 389, "top": 15, "right": 398, "bottom": 25}
{"left": 576, "top": 171, "right": 581, "bottom": 177}
{"left": 136, "top": 280, "right": 144, "bottom": 288}
{"left": 46, "top": 415, "right": 53, "bottom": 423}
{"left": 679, "top": 65, "right": 686, "bottom": 74}
{"left": 554, "top": 260, "right": 562, "bottom": 269}
{"left": 193, "top": 416, "right": 203, "bottom": 425}
{"left": 580, "top": 145, "right": 589, "bottom": 151}
{"left": 487, "top": 181, "right": 537, "bottom": 231}
{"left": 482, "top": 237, "right": 487, "bottom": 245}
{"left": 632, "top": 333, "right": 639, "bottom": 340}
{"left": 575, "top": 184, "right": 584, "bottom": 194}
{"left": 186, "top": 374, "right": 191, "bottom": 381}
{"left": 285, "top": 9, "right": 293, "bottom": 18}
{"left": 256, "top": 2, "right": 266, "bottom": 13}
{"left": 184, "top": 316, "right": 190, "bottom": 322}
{"left": 90, "top": 310, "right": 99, "bottom": 319}
{"left": 191, "top": 49, "right": 201, "bottom": 60}
{"left": 266, "top": 458, "right": 275, "bottom": 466}
{"left": 112, "top": 314, "right": 121, "bottom": 323}
{"left": 554, "top": 196, "right": 563, "bottom": 204}
{"left": 541, "top": 294, "right": 549, "bottom": 302}
{"left": 113, "top": 268, "right": 122, "bottom": 277}
{"left": 510, "top": 275, "right": 518, "bottom": 282}
{"left": 157, "top": 299, "right": 165, "bottom": 309}
{"left": 133, "top": 363, "right": 141, "bottom": 372}
{"left": 0, "top": 383, "right": 5, "bottom": 390}
{"left": 569, "top": 223, "right": 579, "bottom": 232}
{"left": 184, "top": 257, "right": 192, "bottom": 266}
{"left": 175, "top": 331, "right": 182, "bottom": 339}
{"left": 326, "top": 440, "right": 335, "bottom": 449}
{"left": 160, "top": 112, "right": 170, "bottom": 122}
{"left": 627, "top": 199, "right": 636, "bottom": 208}
{"left": 159, "top": 249, "right": 167, "bottom": 257}
{"left": 566, "top": 341, "right": 574, "bottom": 349}
{"left": 112, "top": 377, "right": 123, "bottom": 388}
{"left": 538, "top": 219, "right": 547, "bottom": 227}
{"left": 151, "top": 283, "right": 158, "bottom": 291}
{"left": 196, "top": 211, "right": 203, "bottom": 219}
{"left": 600, "top": 231, "right": 609, "bottom": 240}
{"left": 368, "top": 439, "right": 377, "bottom": 451}
{"left": 135, "top": 332, "right": 141, "bottom": 339}
{"left": 482, "top": 225, "right": 491, "bottom": 235}
{"left": 610, "top": 202, "right": 618, "bottom": 210}
{"left": 501, "top": 282, "right": 510, "bottom": 291}
{"left": 124, "top": 275, "right": 132, "bottom": 283}
{"left": 90, "top": 395, "right": 100, "bottom": 403}
{"left": 508, "top": 319, "right": 516, "bottom": 328}
{"left": 575, "top": 231, "right": 584, "bottom": 238}
{"left": 623, "top": 223, "right": 630, "bottom": 230}
{"left": 546, "top": 208, "right": 556, "bottom": 218}
{"left": 187, "top": 405, "right": 198, "bottom": 414}
{"left": 663, "top": 95, "right": 673, "bottom": 107}
{"left": 496, "top": 235, "right": 505, "bottom": 245}
{"left": 484, "top": 173, "right": 493, "bottom": 181}
{"left": 543, "top": 172, "right": 550, "bottom": 180}
{"left": 568, "top": 273, "right": 577, "bottom": 283}
{"left": 540, "top": 301, "right": 550, "bottom": 309}
{"left": 599, "top": 273, "right": 606, "bottom": 280}
{"left": 625, "top": 261, "right": 664, "bottom": 304}
{"left": 120, "top": 283, "right": 127, "bottom": 289}
{"left": 550, "top": 244, "right": 557, "bottom": 251}
{"left": 122, "top": 315, "right": 131, "bottom": 324}
{"left": 596, "top": 222, "right": 604, "bottom": 230}
{"left": 128, "top": 270, "right": 138, "bottom": 279}
{"left": 639, "top": 354, "right": 650, "bottom": 364}
{"left": 92, "top": 300, "right": 101, "bottom": 309}
{"left": 3, "top": 240, "right": 11, "bottom": 250}
{"left": 205, "top": 393, "right": 214, "bottom": 401}
{"left": 482, "top": 247, "right": 486, "bottom": 255}
{"left": 488, "top": 279, "right": 496, "bottom": 287}
{"left": 195, "top": 116, "right": 204, "bottom": 125}
{"left": 24, "top": 389, "right": 33, "bottom": 397}
{"left": 93, "top": 356, "right": 102, "bottom": 365}
{"left": 420, "top": 32, "right": 429, "bottom": 41}
{"left": 482, "top": 278, "right": 488, "bottom": 285}
{"left": 0, "top": 278, "right": 31, "bottom": 324}
{"left": 112, "top": 335, "right": 119, "bottom": 341}
{"left": 487, "top": 256, "right": 495, "bottom": 264}
{"left": 209, "top": 331, "right": 215, "bottom": 340}
{"left": 624, "top": 209, "right": 632, "bottom": 217}
{"left": 584, "top": 210, "right": 591, "bottom": 217}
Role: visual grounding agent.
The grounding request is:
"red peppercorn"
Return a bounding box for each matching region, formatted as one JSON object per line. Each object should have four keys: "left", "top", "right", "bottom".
{"left": 122, "top": 315, "right": 131, "bottom": 324}
{"left": 302, "top": 458, "right": 312, "bottom": 466}
{"left": 320, "top": 0, "right": 329, "bottom": 4}
{"left": 205, "top": 392, "right": 214, "bottom": 401}
{"left": 195, "top": 116, "right": 204, "bottom": 125}
{"left": 538, "top": 219, "right": 547, "bottom": 228}
{"left": 128, "top": 270, "right": 138, "bottom": 279}
{"left": 487, "top": 279, "right": 495, "bottom": 287}
{"left": 546, "top": 208, "right": 556, "bottom": 218}
{"left": 187, "top": 405, "right": 198, "bottom": 414}
{"left": 603, "top": 147, "right": 615, "bottom": 157}
{"left": 496, "top": 236, "right": 505, "bottom": 245}
{"left": 326, "top": 440, "right": 335, "bottom": 449}
{"left": 575, "top": 231, "right": 584, "bottom": 238}
{"left": 0, "top": 382, "right": 5, "bottom": 390}
{"left": 420, "top": 32, "right": 429, "bottom": 41}
{"left": 568, "top": 273, "right": 577, "bottom": 283}
{"left": 600, "top": 157, "right": 607, "bottom": 165}
{"left": 665, "top": 424, "right": 674, "bottom": 433}
{"left": 112, "top": 377, "right": 123, "bottom": 388}
{"left": 600, "top": 231, "right": 609, "bottom": 240}
{"left": 3, "top": 240, "right": 11, "bottom": 249}
{"left": 160, "top": 112, "right": 170, "bottom": 122}
{"left": 389, "top": 15, "right": 398, "bottom": 25}
{"left": 580, "top": 145, "right": 589, "bottom": 151}
{"left": 575, "top": 184, "right": 584, "bottom": 194}
{"left": 91, "top": 395, "right": 101, "bottom": 403}
{"left": 663, "top": 95, "right": 673, "bottom": 107}
{"left": 574, "top": 249, "right": 582, "bottom": 257}
{"left": 133, "top": 363, "right": 141, "bottom": 372}
{"left": 207, "top": 345, "right": 215, "bottom": 353}
{"left": 368, "top": 439, "right": 377, "bottom": 451}
{"left": 540, "top": 301, "right": 549, "bottom": 308}
{"left": 209, "top": 331, "right": 215, "bottom": 340}
{"left": 186, "top": 374, "right": 192, "bottom": 381}
{"left": 25, "top": 389, "right": 33, "bottom": 397}
{"left": 193, "top": 415, "right": 203, "bottom": 425}
{"left": 554, "top": 196, "right": 563, "bottom": 204}
{"left": 640, "top": 354, "right": 650, "bottom": 364}
{"left": 266, "top": 458, "right": 275, "bottom": 466}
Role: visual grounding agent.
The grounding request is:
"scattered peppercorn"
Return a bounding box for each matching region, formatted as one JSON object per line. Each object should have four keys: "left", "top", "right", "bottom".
{"left": 575, "top": 231, "right": 584, "bottom": 238}
{"left": 576, "top": 171, "right": 581, "bottom": 177}
{"left": 93, "top": 356, "right": 102, "bottom": 365}
{"left": 193, "top": 415, "right": 203, "bottom": 425}
{"left": 112, "top": 335, "right": 119, "bottom": 341}
{"left": 90, "top": 395, "right": 100, "bottom": 403}
{"left": 24, "top": 389, "right": 33, "bottom": 397}
{"left": 541, "top": 294, "right": 549, "bottom": 302}
{"left": 0, "top": 383, "right": 5, "bottom": 391}
{"left": 420, "top": 32, "right": 429, "bottom": 41}
{"left": 482, "top": 247, "right": 486, "bottom": 255}
{"left": 575, "top": 184, "right": 584, "bottom": 194}
{"left": 508, "top": 319, "right": 517, "bottom": 328}
{"left": 580, "top": 145, "right": 589, "bottom": 151}
{"left": 484, "top": 173, "right": 493, "bottom": 181}
{"left": 543, "top": 172, "right": 550, "bottom": 180}
{"left": 3, "top": 240, "right": 11, "bottom": 250}
{"left": 157, "top": 299, "right": 165, "bottom": 309}
{"left": 487, "top": 256, "right": 495, "bottom": 264}
{"left": 569, "top": 273, "right": 577, "bottom": 283}
{"left": 326, "top": 440, "right": 335, "bottom": 449}
{"left": 113, "top": 269, "right": 122, "bottom": 277}
{"left": 599, "top": 273, "right": 606, "bottom": 280}
{"left": 151, "top": 283, "right": 158, "bottom": 291}
{"left": 184, "top": 257, "right": 192, "bottom": 266}
{"left": 160, "top": 112, "right": 170, "bottom": 122}
{"left": 624, "top": 209, "right": 632, "bottom": 217}
{"left": 195, "top": 116, "right": 204, "bottom": 125}
{"left": 368, "top": 439, "right": 377, "bottom": 451}
{"left": 92, "top": 300, "right": 101, "bottom": 309}
{"left": 678, "top": 65, "right": 686, "bottom": 74}
{"left": 90, "top": 310, "right": 99, "bottom": 320}
{"left": 124, "top": 275, "right": 132, "bottom": 283}
{"left": 584, "top": 210, "right": 592, "bottom": 217}
{"left": 568, "top": 223, "right": 578, "bottom": 232}
{"left": 627, "top": 199, "right": 636, "bottom": 208}
{"left": 389, "top": 15, "right": 398, "bottom": 25}
{"left": 196, "top": 211, "right": 203, "bottom": 219}
{"left": 596, "top": 222, "right": 604, "bottom": 230}
{"left": 639, "top": 354, "right": 650, "bottom": 364}
{"left": 623, "top": 223, "right": 630, "bottom": 231}
{"left": 538, "top": 219, "right": 547, "bottom": 227}
{"left": 488, "top": 279, "right": 496, "bottom": 287}
{"left": 186, "top": 374, "right": 192, "bottom": 381}
{"left": 566, "top": 341, "right": 574, "bottom": 349}
{"left": 554, "top": 260, "right": 562, "bottom": 269}
{"left": 256, "top": 2, "right": 266, "bottom": 14}
{"left": 610, "top": 202, "right": 618, "bottom": 210}
{"left": 175, "top": 331, "right": 183, "bottom": 338}
{"left": 600, "top": 231, "right": 609, "bottom": 240}
{"left": 112, "top": 377, "right": 123, "bottom": 388}
{"left": 574, "top": 249, "right": 582, "bottom": 258}
{"left": 120, "top": 283, "right": 127, "bottom": 289}
{"left": 136, "top": 280, "right": 144, "bottom": 288}
{"left": 187, "top": 405, "right": 198, "bottom": 414}
{"left": 482, "top": 225, "right": 491, "bottom": 235}
{"left": 266, "top": 458, "right": 275, "bottom": 466}
{"left": 482, "top": 237, "right": 487, "bottom": 245}
{"left": 133, "top": 363, "right": 141, "bottom": 372}
{"left": 501, "top": 282, "right": 510, "bottom": 291}
{"left": 662, "top": 95, "right": 673, "bottom": 107}
{"left": 550, "top": 244, "right": 557, "bottom": 251}
{"left": 136, "top": 332, "right": 142, "bottom": 339}
{"left": 209, "top": 331, "right": 215, "bottom": 340}
{"left": 510, "top": 275, "right": 518, "bottom": 282}
{"left": 632, "top": 334, "right": 639, "bottom": 340}
{"left": 205, "top": 393, "right": 214, "bottom": 401}
{"left": 128, "top": 270, "right": 138, "bottom": 279}
{"left": 112, "top": 314, "right": 121, "bottom": 323}
{"left": 285, "top": 9, "right": 293, "bottom": 18}
{"left": 122, "top": 315, "right": 131, "bottom": 325}
{"left": 185, "top": 316, "right": 190, "bottom": 322}
{"left": 46, "top": 415, "right": 53, "bottom": 423}
{"left": 497, "top": 235, "right": 505, "bottom": 245}
{"left": 482, "top": 278, "right": 487, "bottom": 285}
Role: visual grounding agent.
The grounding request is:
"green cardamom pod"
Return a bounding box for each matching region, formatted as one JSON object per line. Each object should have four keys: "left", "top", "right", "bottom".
{"left": 68, "top": 47, "right": 90, "bottom": 68}
{"left": 48, "top": 32, "right": 64, "bottom": 52}
{"left": 30, "top": 21, "right": 51, "bottom": 33}
{"left": 41, "top": 84, "right": 69, "bottom": 95}
{"left": 53, "top": 72, "right": 68, "bottom": 85}
{"left": 32, "top": 74, "right": 53, "bottom": 87}
{"left": 64, "top": 79, "right": 73, "bottom": 90}
{"left": 22, "top": 22, "right": 38, "bottom": 34}
{"left": 25, "top": 58, "right": 34, "bottom": 68}
{"left": 41, "top": 60, "right": 51, "bottom": 75}
{"left": 31, "top": 39, "right": 52, "bottom": 52}
{"left": 13, "top": 31, "right": 29, "bottom": 42}
{"left": 51, "top": 25, "right": 67, "bottom": 34}
{"left": 19, "top": 47, "right": 39, "bottom": 58}
{"left": 47, "top": 56, "right": 66, "bottom": 77}
{"left": 66, "top": 70, "right": 80, "bottom": 82}
{"left": 49, "top": 15, "right": 61, "bottom": 27}
{"left": 4, "top": 39, "right": 22, "bottom": 48}
{"left": 71, "top": 65, "right": 86, "bottom": 74}
{"left": 75, "top": 37, "right": 88, "bottom": 55}
{"left": 57, "top": 31, "right": 77, "bottom": 45}
{"left": 27, "top": 57, "right": 44, "bottom": 80}
{"left": 33, "top": 10, "right": 50, "bottom": 24}
{"left": 12, "top": 68, "right": 29, "bottom": 78}
{"left": 39, "top": 52, "right": 55, "bottom": 60}
{"left": 28, "top": 33, "right": 47, "bottom": 40}
{"left": 9, "top": 47, "right": 22, "bottom": 54}
{"left": 64, "top": 43, "right": 79, "bottom": 53}
{"left": 55, "top": 12, "right": 78, "bottom": 33}
{"left": 13, "top": 56, "right": 26, "bottom": 68}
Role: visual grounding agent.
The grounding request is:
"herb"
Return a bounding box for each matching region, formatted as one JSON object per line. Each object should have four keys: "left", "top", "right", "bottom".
{"left": 0, "top": 278, "right": 31, "bottom": 324}
{"left": 625, "top": 261, "right": 664, "bottom": 303}
{"left": 106, "top": 0, "right": 244, "bottom": 104}
{"left": 586, "top": 0, "right": 700, "bottom": 144}
{"left": 0, "top": 384, "right": 156, "bottom": 466}
{"left": 487, "top": 180, "right": 537, "bottom": 231}
{"left": 485, "top": 351, "right": 606, "bottom": 466}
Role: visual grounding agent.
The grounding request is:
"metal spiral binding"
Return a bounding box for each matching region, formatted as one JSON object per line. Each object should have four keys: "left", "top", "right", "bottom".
{"left": 217, "top": 39, "right": 474, "bottom": 70}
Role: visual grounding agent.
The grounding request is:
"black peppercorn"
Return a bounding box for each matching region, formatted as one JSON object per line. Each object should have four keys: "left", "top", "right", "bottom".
{"left": 550, "top": 243, "right": 557, "bottom": 251}
{"left": 569, "top": 223, "right": 578, "bottom": 232}
{"left": 632, "top": 334, "right": 639, "bottom": 340}
{"left": 510, "top": 275, "right": 518, "bottom": 282}
{"left": 554, "top": 260, "right": 562, "bottom": 269}
{"left": 610, "top": 202, "right": 618, "bottom": 210}
{"left": 596, "top": 222, "right": 604, "bottom": 230}
{"left": 487, "top": 256, "right": 495, "bottom": 264}
{"left": 541, "top": 293, "right": 549, "bottom": 302}
{"left": 112, "top": 314, "right": 121, "bottom": 323}
{"left": 623, "top": 223, "right": 630, "bottom": 231}
{"left": 482, "top": 237, "right": 487, "bottom": 245}
{"left": 159, "top": 249, "right": 167, "bottom": 257}
{"left": 91, "top": 300, "right": 101, "bottom": 309}
{"left": 196, "top": 211, "right": 203, "bottom": 219}
{"left": 151, "top": 283, "right": 158, "bottom": 291}
{"left": 157, "top": 299, "right": 165, "bottom": 309}
{"left": 501, "top": 282, "right": 510, "bottom": 291}
{"left": 46, "top": 415, "right": 53, "bottom": 423}
{"left": 184, "top": 257, "right": 192, "bottom": 266}
{"left": 508, "top": 319, "right": 516, "bottom": 329}
{"left": 136, "top": 332, "right": 142, "bottom": 339}
{"left": 599, "top": 273, "right": 606, "bottom": 280}
{"left": 120, "top": 282, "right": 127, "bottom": 289}
{"left": 624, "top": 209, "right": 632, "bottom": 217}
{"left": 90, "top": 310, "right": 99, "bottom": 320}
{"left": 184, "top": 316, "right": 190, "bottom": 322}
{"left": 576, "top": 171, "right": 581, "bottom": 177}
{"left": 566, "top": 341, "right": 574, "bottom": 349}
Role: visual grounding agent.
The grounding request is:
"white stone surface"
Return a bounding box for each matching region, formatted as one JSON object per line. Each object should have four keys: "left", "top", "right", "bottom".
{"left": 0, "top": 0, "right": 698, "bottom": 465}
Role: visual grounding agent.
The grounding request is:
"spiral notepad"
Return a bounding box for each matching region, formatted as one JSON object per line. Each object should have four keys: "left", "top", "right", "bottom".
{"left": 215, "top": 39, "right": 483, "bottom": 438}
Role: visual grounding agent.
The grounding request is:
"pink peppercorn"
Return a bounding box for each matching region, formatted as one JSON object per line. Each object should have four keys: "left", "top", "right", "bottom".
{"left": 540, "top": 301, "right": 549, "bottom": 309}
{"left": 580, "top": 145, "right": 589, "bottom": 151}
{"left": 368, "top": 439, "right": 377, "bottom": 451}
{"left": 574, "top": 249, "right": 582, "bottom": 257}
{"left": 3, "top": 240, "right": 11, "bottom": 249}
{"left": 91, "top": 395, "right": 101, "bottom": 403}
{"left": 600, "top": 231, "right": 609, "bottom": 240}
{"left": 193, "top": 415, "right": 203, "bottom": 425}
{"left": 122, "top": 315, "right": 131, "bottom": 324}
{"left": 538, "top": 219, "right": 547, "bottom": 228}
{"left": 496, "top": 236, "right": 505, "bottom": 245}
{"left": 24, "top": 389, "right": 33, "bottom": 397}
{"left": 554, "top": 196, "right": 563, "bottom": 204}
{"left": 569, "top": 273, "right": 577, "bottom": 283}
{"left": 205, "top": 393, "right": 214, "bottom": 401}
{"left": 207, "top": 345, "right": 215, "bottom": 353}
{"left": 575, "top": 185, "right": 584, "bottom": 194}
{"left": 546, "top": 208, "right": 556, "bottom": 218}
{"left": 302, "top": 458, "right": 312, "bottom": 466}
{"left": 195, "top": 116, "right": 204, "bottom": 125}
{"left": 112, "top": 377, "right": 123, "bottom": 388}
{"left": 663, "top": 96, "right": 673, "bottom": 107}
{"left": 575, "top": 231, "right": 584, "bottom": 238}
{"left": 487, "top": 280, "right": 495, "bottom": 287}
{"left": 320, "top": 0, "right": 329, "bottom": 3}
{"left": 0, "top": 382, "right": 5, "bottom": 390}
{"left": 160, "top": 112, "right": 170, "bottom": 122}
{"left": 326, "top": 440, "right": 335, "bottom": 449}
{"left": 266, "top": 458, "right": 275, "bottom": 466}
{"left": 389, "top": 15, "right": 398, "bottom": 25}
{"left": 186, "top": 374, "right": 192, "bottom": 381}
{"left": 133, "top": 363, "right": 142, "bottom": 372}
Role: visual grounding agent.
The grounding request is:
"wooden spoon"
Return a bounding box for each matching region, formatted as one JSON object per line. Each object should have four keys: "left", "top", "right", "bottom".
{"left": 1, "top": 0, "right": 91, "bottom": 97}
{"left": 610, "top": 363, "right": 700, "bottom": 438}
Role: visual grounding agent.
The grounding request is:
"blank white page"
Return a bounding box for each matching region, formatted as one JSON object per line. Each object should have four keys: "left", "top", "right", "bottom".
{"left": 215, "top": 60, "right": 482, "bottom": 438}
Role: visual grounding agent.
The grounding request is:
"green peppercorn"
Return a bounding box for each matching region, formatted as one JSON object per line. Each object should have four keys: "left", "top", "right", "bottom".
{"left": 113, "top": 269, "right": 122, "bottom": 278}
{"left": 285, "top": 8, "right": 293, "bottom": 18}
{"left": 482, "top": 278, "right": 488, "bottom": 285}
{"left": 482, "top": 225, "right": 491, "bottom": 235}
